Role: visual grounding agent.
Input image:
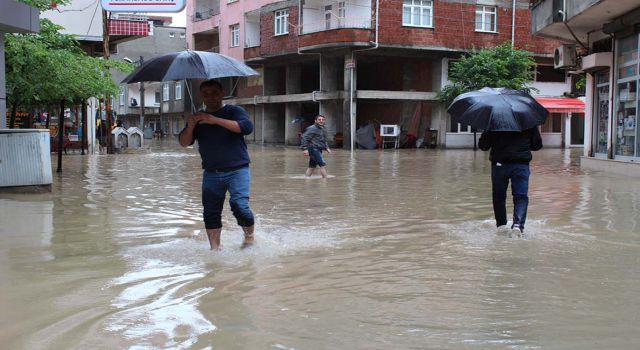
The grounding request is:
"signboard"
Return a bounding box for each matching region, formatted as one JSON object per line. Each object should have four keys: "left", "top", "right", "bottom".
{"left": 345, "top": 58, "right": 356, "bottom": 70}
{"left": 101, "top": 0, "right": 186, "bottom": 12}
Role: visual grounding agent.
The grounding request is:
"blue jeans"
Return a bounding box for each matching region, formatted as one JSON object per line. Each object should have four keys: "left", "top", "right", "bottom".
{"left": 308, "top": 147, "right": 326, "bottom": 168}
{"left": 202, "top": 166, "right": 254, "bottom": 229}
{"left": 491, "top": 162, "right": 530, "bottom": 230}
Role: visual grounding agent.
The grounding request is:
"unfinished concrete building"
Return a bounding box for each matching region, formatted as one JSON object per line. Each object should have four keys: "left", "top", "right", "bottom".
{"left": 187, "top": 0, "right": 566, "bottom": 149}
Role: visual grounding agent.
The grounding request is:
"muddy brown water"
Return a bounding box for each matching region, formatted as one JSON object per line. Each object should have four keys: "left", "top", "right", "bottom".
{"left": 1, "top": 142, "right": 638, "bottom": 349}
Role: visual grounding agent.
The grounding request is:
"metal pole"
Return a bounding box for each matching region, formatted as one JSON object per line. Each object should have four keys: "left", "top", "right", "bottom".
{"left": 81, "top": 100, "right": 86, "bottom": 155}
{"left": 56, "top": 100, "right": 64, "bottom": 173}
{"left": 102, "top": 9, "right": 114, "bottom": 154}
{"left": 139, "top": 56, "right": 145, "bottom": 131}
{"left": 511, "top": 0, "right": 516, "bottom": 47}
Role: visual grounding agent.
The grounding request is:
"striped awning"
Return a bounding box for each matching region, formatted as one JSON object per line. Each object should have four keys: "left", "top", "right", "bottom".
{"left": 535, "top": 97, "right": 585, "bottom": 113}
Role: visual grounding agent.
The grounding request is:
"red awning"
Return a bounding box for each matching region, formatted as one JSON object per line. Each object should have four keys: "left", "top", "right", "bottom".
{"left": 535, "top": 97, "right": 585, "bottom": 113}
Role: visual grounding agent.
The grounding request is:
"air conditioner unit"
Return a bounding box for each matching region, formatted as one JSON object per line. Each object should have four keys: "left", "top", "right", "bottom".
{"left": 554, "top": 44, "right": 577, "bottom": 69}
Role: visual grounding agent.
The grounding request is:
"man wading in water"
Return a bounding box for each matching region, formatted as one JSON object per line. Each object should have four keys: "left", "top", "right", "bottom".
{"left": 301, "top": 115, "right": 331, "bottom": 178}
{"left": 179, "top": 79, "right": 256, "bottom": 250}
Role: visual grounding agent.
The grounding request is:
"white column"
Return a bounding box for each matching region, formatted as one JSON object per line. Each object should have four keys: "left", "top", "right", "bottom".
{"left": 0, "top": 35, "right": 6, "bottom": 128}
{"left": 584, "top": 73, "right": 595, "bottom": 156}
{"left": 564, "top": 112, "right": 572, "bottom": 148}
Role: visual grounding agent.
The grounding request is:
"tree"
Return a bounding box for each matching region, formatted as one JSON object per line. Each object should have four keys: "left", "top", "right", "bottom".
{"left": 4, "top": 18, "right": 132, "bottom": 127}
{"left": 439, "top": 43, "right": 537, "bottom": 106}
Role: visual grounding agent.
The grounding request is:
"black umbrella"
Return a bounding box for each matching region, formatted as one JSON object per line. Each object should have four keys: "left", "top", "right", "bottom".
{"left": 121, "top": 50, "right": 259, "bottom": 83}
{"left": 447, "top": 87, "right": 549, "bottom": 131}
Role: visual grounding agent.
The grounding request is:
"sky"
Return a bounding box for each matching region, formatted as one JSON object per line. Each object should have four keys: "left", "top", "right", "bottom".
{"left": 147, "top": 9, "right": 187, "bottom": 28}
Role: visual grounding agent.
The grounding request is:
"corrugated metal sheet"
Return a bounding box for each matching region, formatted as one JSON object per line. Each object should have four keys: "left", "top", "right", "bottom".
{"left": 0, "top": 130, "right": 52, "bottom": 187}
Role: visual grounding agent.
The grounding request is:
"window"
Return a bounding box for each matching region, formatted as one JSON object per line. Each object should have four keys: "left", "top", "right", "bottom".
{"left": 175, "top": 81, "right": 182, "bottom": 100}
{"left": 275, "top": 9, "right": 289, "bottom": 35}
{"left": 119, "top": 86, "right": 125, "bottom": 106}
{"left": 536, "top": 65, "right": 566, "bottom": 82}
{"left": 230, "top": 24, "right": 240, "bottom": 47}
{"left": 169, "top": 32, "right": 175, "bottom": 38}
{"left": 475, "top": 5, "right": 497, "bottom": 32}
{"left": 325, "top": 5, "right": 332, "bottom": 30}
{"left": 541, "top": 113, "right": 562, "bottom": 133}
{"left": 162, "top": 83, "right": 170, "bottom": 101}
{"left": 179, "top": 33, "right": 185, "bottom": 38}
{"left": 228, "top": 0, "right": 238, "bottom": 3}
{"left": 402, "top": 0, "right": 433, "bottom": 28}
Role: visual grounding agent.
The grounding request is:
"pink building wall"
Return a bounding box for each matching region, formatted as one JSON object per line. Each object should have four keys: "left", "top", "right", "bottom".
{"left": 187, "top": 0, "right": 277, "bottom": 61}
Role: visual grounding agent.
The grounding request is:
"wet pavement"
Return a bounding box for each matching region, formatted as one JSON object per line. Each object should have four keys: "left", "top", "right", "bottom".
{"left": 1, "top": 141, "right": 639, "bottom": 349}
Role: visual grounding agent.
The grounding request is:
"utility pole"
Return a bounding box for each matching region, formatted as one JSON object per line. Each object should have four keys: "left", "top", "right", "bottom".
{"left": 102, "top": 9, "right": 114, "bottom": 154}
{"left": 139, "top": 56, "right": 145, "bottom": 130}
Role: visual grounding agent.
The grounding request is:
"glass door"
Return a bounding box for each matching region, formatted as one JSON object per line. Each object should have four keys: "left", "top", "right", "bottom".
{"left": 614, "top": 35, "right": 638, "bottom": 158}
{"left": 594, "top": 70, "right": 610, "bottom": 156}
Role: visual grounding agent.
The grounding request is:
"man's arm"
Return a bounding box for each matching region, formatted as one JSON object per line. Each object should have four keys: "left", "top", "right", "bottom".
{"left": 179, "top": 114, "right": 200, "bottom": 147}
{"left": 198, "top": 108, "right": 254, "bottom": 135}
{"left": 530, "top": 127, "right": 543, "bottom": 151}
{"left": 478, "top": 131, "right": 492, "bottom": 151}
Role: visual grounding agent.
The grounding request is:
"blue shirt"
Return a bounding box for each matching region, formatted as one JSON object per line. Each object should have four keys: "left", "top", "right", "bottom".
{"left": 187, "top": 104, "right": 253, "bottom": 170}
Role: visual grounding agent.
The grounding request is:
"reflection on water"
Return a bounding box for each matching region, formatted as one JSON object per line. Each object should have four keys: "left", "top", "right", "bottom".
{"left": 0, "top": 143, "right": 639, "bottom": 349}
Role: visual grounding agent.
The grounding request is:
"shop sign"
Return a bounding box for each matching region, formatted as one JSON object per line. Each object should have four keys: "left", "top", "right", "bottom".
{"left": 101, "top": 0, "right": 186, "bottom": 12}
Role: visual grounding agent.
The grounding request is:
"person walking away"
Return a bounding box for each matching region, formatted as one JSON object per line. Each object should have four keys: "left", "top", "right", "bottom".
{"left": 301, "top": 115, "right": 331, "bottom": 178}
{"left": 179, "top": 79, "right": 255, "bottom": 250}
{"left": 478, "top": 127, "right": 542, "bottom": 236}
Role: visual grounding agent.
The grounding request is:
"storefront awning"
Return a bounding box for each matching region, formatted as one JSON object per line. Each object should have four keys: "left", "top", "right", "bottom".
{"left": 535, "top": 97, "right": 585, "bottom": 113}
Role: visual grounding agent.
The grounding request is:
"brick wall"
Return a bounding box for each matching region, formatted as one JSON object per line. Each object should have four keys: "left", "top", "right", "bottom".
{"left": 375, "top": 0, "right": 561, "bottom": 55}
{"left": 257, "top": 6, "right": 300, "bottom": 58}
{"left": 299, "top": 29, "right": 373, "bottom": 49}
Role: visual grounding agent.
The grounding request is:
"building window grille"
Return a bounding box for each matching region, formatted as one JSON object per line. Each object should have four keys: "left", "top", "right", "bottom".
{"left": 275, "top": 9, "right": 289, "bottom": 35}
{"left": 402, "top": 0, "right": 433, "bottom": 28}
{"left": 162, "top": 83, "right": 170, "bottom": 101}
{"left": 175, "top": 82, "right": 182, "bottom": 100}
{"left": 230, "top": 24, "right": 240, "bottom": 47}
{"left": 475, "top": 5, "right": 497, "bottom": 32}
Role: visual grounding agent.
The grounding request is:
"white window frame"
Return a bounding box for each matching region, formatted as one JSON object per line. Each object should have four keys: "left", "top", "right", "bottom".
{"left": 402, "top": 0, "right": 433, "bottom": 28}
{"left": 274, "top": 9, "right": 289, "bottom": 36}
{"left": 119, "top": 86, "right": 125, "bottom": 106}
{"left": 162, "top": 83, "right": 170, "bottom": 101}
{"left": 230, "top": 24, "right": 240, "bottom": 47}
{"left": 475, "top": 5, "right": 497, "bottom": 33}
{"left": 175, "top": 81, "right": 182, "bottom": 100}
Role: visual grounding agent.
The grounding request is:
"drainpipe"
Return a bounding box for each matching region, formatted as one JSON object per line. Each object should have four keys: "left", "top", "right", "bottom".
{"left": 348, "top": 0, "right": 379, "bottom": 151}
{"left": 511, "top": 0, "right": 516, "bottom": 47}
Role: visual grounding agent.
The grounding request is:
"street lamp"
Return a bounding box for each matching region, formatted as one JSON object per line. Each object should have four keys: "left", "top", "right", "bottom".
{"left": 124, "top": 56, "right": 145, "bottom": 131}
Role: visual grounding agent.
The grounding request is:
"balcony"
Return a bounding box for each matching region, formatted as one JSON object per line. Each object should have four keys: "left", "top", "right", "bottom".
{"left": 192, "top": 0, "right": 220, "bottom": 23}
{"left": 300, "top": 0, "right": 372, "bottom": 35}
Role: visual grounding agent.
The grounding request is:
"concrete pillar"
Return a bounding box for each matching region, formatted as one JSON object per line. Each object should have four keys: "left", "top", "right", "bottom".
{"left": 564, "top": 113, "right": 572, "bottom": 148}
{"left": 583, "top": 73, "right": 594, "bottom": 156}
{"left": 1, "top": 35, "right": 6, "bottom": 128}
{"left": 343, "top": 52, "right": 356, "bottom": 149}
{"left": 285, "top": 64, "right": 302, "bottom": 145}
{"left": 320, "top": 54, "right": 340, "bottom": 144}
{"left": 432, "top": 57, "right": 446, "bottom": 147}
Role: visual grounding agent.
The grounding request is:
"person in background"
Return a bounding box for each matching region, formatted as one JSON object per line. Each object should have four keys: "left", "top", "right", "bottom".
{"left": 179, "top": 79, "right": 255, "bottom": 250}
{"left": 301, "top": 115, "right": 331, "bottom": 178}
{"left": 479, "top": 127, "right": 543, "bottom": 236}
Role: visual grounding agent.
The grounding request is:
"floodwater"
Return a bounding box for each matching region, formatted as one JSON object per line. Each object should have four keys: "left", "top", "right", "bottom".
{"left": 1, "top": 141, "right": 639, "bottom": 350}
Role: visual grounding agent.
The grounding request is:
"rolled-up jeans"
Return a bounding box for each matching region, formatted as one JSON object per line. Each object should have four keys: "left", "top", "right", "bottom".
{"left": 202, "top": 166, "right": 254, "bottom": 229}
{"left": 308, "top": 147, "right": 326, "bottom": 168}
{"left": 491, "top": 162, "right": 530, "bottom": 230}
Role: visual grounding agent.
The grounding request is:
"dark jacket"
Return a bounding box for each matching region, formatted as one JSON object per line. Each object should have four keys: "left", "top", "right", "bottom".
{"left": 185, "top": 104, "right": 253, "bottom": 170}
{"left": 300, "top": 124, "right": 329, "bottom": 150}
{"left": 478, "top": 127, "right": 543, "bottom": 164}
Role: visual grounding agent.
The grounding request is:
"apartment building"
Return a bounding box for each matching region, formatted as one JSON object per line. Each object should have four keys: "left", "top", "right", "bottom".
{"left": 533, "top": 0, "right": 640, "bottom": 177}
{"left": 188, "top": 0, "right": 574, "bottom": 148}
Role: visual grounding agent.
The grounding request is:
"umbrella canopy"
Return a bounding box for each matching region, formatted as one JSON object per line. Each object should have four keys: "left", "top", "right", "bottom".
{"left": 447, "top": 87, "right": 549, "bottom": 132}
{"left": 121, "top": 50, "right": 259, "bottom": 83}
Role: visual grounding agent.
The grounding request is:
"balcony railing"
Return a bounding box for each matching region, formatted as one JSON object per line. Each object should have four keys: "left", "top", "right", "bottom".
{"left": 300, "top": 16, "right": 372, "bottom": 35}
{"left": 192, "top": 8, "right": 220, "bottom": 22}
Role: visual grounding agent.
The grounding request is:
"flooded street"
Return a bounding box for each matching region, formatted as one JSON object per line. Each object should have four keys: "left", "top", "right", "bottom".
{"left": 1, "top": 142, "right": 639, "bottom": 350}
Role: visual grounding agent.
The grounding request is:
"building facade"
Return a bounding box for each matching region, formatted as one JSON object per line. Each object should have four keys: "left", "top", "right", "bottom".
{"left": 532, "top": 0, "right": 640, "bottom": 176}
{"left": 111, "top": 23, "right": 190, "bottom": 137}
{"left": 188, "top": 0, "right": 571, "bottom": 149}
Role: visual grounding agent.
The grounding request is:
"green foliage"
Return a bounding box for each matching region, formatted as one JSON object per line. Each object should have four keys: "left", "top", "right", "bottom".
{"left": 438, "top": 43, "right": 537, "bottom": 106}
{"left": 4, "top": 18, "right": 133, "bottom": 119}
{"left": 17, "top": 0, "right": 71, "bottom": 11}
{"left": 17, "top": 0, "right": 70, "bottom": 11}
